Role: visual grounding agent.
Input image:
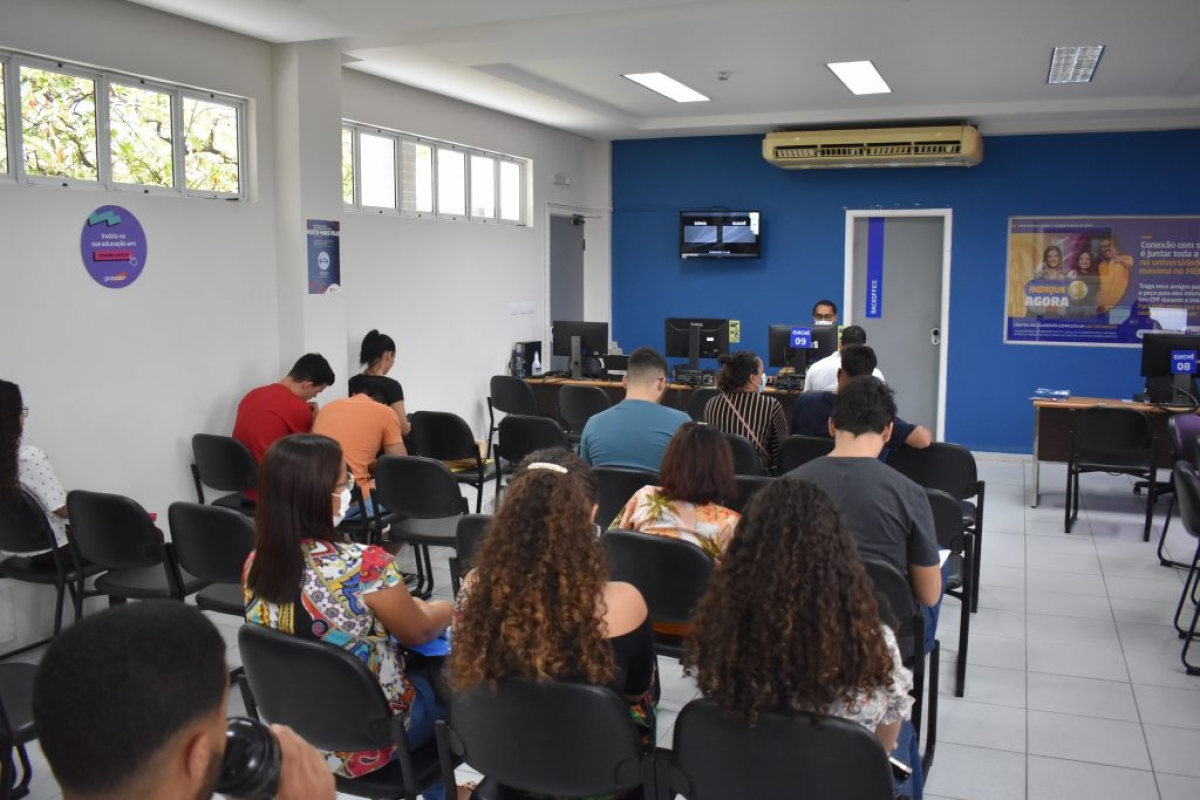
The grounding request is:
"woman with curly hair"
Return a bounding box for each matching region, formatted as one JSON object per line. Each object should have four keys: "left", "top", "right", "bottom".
{"left": 685, "top": 478, "right": 920, "bottom": 797}
{"left": 451, "top": 448, "right": 659, "bottom": 774}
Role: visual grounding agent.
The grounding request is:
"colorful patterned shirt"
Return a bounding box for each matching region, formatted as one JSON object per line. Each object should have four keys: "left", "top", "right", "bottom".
{"left": 243, "top": 540, "right": 414, "bottom": 778}
{"left": 823, "top": 625, "right": 914, "bottom": 729}
{"left": 615, "top": 486, "right": 740, "bottom": 560}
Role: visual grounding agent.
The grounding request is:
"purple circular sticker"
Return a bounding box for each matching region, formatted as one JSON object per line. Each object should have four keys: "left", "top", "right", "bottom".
{"left": 80, "top": 205, "right": 148, "bottom": 289}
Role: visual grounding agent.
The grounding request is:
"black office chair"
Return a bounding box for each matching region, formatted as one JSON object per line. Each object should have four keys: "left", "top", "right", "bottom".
{"left": 605, "top": 528, "right": 714, "bottom": 659}
{"left": 558, "top": 384, "right": 611, "bottom": 445}
{"left": 449, "top": 514, "right": 491, "bottom": 596}
{"left": 594, "top": 466, "right": 660, "bottom": 528}
{"left": 190, "top": 434, "right": 257, "bottom": 515}
{"left": 493, "top": 414, "right": 569, "bottom": 502}
{"left": 1169, "top": 461, "right": 1200, "bottom": 675}
{"left": 486, "top": 375, "right": 539, "bottom": 460}
{"left": 927, "top": 489, "right": 974, "bottom": 697}
{"left": 65, "top": 490, "right": 207, "bottom": 609}
{"left": 725, "top": 475, "right": 772, "bottom": 514}
{"left": 0, "top": 489, "right": 102, "bottom": 637}
{"left": 0, "top": 663, "right": 38, "bottom": 800}
{"left": 724, "top": 434, "right": 765, "bottom": 476}
{"left": 667, "top": 698, "right": 894, "bottom": 799}
{"left": 687, "top": 387, "right": 719, "bottom": 422}
{"left": 1157, "top": 414, "right": 1200, "bottom": 568}
{"left": 410, "top": 411, "right": 496, "bottom": 514}
{"left": 889, "top": 442, "right": 986, "bottom": 612}
{"left": 238, "top": 624, "right": 448, "bottom": 799}
{"left": 777, "top": 434, "right": 835, "bottom": 474}
{"left": 435, "top": 680, "right": 657, "bottom": 800}
{"left": 168, "top": 502, "right": 255, "bottom": 617}
{"left": 374, "top": 456, "right": 469, "bottom": 599}
{"left": 1065, "top": 407, "right": 1157, "bottom": 541}
{"left": 863, "top": 557, "right": 938, "bottom": 776}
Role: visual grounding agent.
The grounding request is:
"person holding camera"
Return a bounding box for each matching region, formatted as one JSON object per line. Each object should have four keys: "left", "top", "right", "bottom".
{"left": 33, "top": 601, "right": 335, "bottom": 800}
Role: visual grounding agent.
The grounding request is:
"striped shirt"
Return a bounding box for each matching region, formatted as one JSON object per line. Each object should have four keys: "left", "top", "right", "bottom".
{"left": 704, "top": 391, "right": 789, "bottom": 471}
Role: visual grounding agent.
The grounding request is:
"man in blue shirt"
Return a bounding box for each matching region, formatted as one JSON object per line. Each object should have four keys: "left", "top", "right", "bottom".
{"left": 580, "top": 347, "right": 690, "bottom": 472}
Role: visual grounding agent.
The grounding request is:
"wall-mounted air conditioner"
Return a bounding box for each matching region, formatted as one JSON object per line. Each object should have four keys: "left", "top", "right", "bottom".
{"left": 763, "top": 125, "right": 982, "bottom": 169}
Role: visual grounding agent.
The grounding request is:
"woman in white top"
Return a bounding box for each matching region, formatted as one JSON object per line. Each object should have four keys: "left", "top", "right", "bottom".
{"left": 1, "top": 380, "right": 72, "bottom": 568}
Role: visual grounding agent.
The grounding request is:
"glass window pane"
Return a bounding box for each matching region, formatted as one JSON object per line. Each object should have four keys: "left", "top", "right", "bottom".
{"left": 21, "top": 65, "right": 98, "bottom": 181}
{"left": 0, "top": 62, "right": 7, "bottom": 174}
{"left": 182, "top": 96, "right": 240, "bottom": 193}
{"left": 470, "top": 154, "right": 495, "bottom": 218}
{"left": 436, "top": 147, "right": 465, "bottom": 216}
{"left": 499, "top": 160, "right": 522, "bottom": 222}
{"left": 359, "top": 133, "right": 396, "bottom": 208}
{"left": 341, "top": 127, "right": 354, "bottom": 205}
{"left": 109, "top": 82, "right": 173, "bottom": 187}
{"left": 401, "top": 141, "right": 433, "bottom": 213}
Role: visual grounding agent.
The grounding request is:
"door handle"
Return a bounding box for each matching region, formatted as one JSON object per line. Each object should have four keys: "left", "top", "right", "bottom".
{"left": 931, "top": 328, "right": 941, "bottom": 345}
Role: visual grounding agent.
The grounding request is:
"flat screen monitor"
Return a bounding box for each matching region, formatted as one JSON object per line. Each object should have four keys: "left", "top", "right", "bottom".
{"left": 1140, "top": 330, "right": 1200, "bottom": 402}
{"left": 552, "top": 320, "right": 609, "bottom": 379}
{"left": 680, "top": 211, "right": 761, "bottom": 259}
{"left": 664, "top": 318, "right": 729, "bottom": 371}
{"left": 808, "top": 324, "right": 839, "bottom": 368}
{"left": 768, "top": 324, "right": 805, "bottom": 369}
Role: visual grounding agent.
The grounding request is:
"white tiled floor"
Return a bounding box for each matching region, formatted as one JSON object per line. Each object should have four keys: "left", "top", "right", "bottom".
{"left": 7, "top": 453, "right": 1200, "bottom": 799}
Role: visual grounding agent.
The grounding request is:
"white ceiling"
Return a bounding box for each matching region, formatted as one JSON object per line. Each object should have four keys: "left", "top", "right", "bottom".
{"left": 127, "top": 0, "right": 1200, "bottom": 140}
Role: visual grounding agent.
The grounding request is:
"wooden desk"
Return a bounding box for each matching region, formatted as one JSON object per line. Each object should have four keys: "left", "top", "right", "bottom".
{"left": 1030, "top": 396, "right": 1174, "bottom": 507}
{"left": 525, "top": 377, "right": 802, "bottom": 424}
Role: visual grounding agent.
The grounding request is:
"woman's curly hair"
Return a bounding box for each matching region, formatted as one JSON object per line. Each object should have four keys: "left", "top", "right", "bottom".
{"left": 684, "top": 478, "right": 893, "bottom": 723}
{"left": 450, "top": 448, "right": 615, "bottom": 689}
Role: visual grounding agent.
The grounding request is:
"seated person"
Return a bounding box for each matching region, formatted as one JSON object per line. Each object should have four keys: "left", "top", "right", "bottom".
{"left": 451, "top": 448, "right": 659, "bottom": 758}
{"left": 616, "top": 421, "right": 740, "bottom": 560}
{"left": 312, "top": 385, "right": 405, "bottom": 518}
{"left": 34, "top": 602, "right": 334, "bottom": 800}
{"left": 791, "top": 344, "right": 932, "bottom": 453}
{"left": 686, "top": 479, "right": 921, "bottom": 799}
{"left": 243, "top": 434, "right": 456, "bottom": 796}
{"left": 802, "top": 325, "right": 886, "bottom": 392}
{"left": 349, "top": 329, "right": 411, "bottom": 439}
{"left": 580, "top": 346, "right": 690, "bottom": 472}
{"left": 704, "top": 351, "right": 789, "bottom": 472}
{"left": 785, "top": 376, "right": 943, "bottom": 652}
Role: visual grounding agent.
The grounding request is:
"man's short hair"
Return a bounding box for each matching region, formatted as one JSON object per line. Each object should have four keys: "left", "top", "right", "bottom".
{"left": 839, "top": 344, "right": 877, "bottom": 378}
{"left": 34, "top": 603, "right": 228, "bottom": 796}
{"left": 840, "top": 325, "right": 867, "bottom": 347}
{"left": 812, "top": 299, "right": 838, "bottom": 316}
{"left": 287, "top": 353, "right": 335, "bottom": 387}
{"left": 831, "top": 376, "right": 896, "bottom": 436}
{"left": 351, "top": 384, "right": 387, "bottom": 404}
{"left": 626, "top": 347, "right": 668, "bottom": 384}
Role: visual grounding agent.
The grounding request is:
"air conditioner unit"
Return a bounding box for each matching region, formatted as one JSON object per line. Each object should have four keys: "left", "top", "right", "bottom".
{"left": 763, "top": 125, "right": 982, "bottom": 169}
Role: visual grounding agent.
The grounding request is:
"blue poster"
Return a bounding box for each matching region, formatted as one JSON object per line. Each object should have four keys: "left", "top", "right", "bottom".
{"left": 865, "top": 217, "right": 885, "bottom": 318}
{"left": 80, "top": 205, "right": 148, "bottom": 289}
{"left": 307, "top": 219, "right": 341, "bottom": 294}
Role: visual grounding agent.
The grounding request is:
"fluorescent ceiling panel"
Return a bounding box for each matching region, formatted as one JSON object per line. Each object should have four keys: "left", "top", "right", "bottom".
{"left": 622, "top": 72, "right": 710, "bottom": 103}
{"left": 826, "top": 60, "right": 892, "bottom": 95}
{"left": 1048, "top": 45, "right": 1105, "bottom": 83}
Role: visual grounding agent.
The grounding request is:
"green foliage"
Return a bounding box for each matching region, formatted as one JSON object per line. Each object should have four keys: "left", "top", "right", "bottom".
{"left": 183, "top": 97, "right": 239, "bottom": 193}
{"left": 342, "top": 127, "right": 354, "bottom": 204}
{"left": 109, "top": 83, "right": 173, "bottom": 187}
{"left": 21, "top": 66, "right": 98, "bottom": 181}
{"left": 0, "top": 63, "right": 7, "bottom": 174}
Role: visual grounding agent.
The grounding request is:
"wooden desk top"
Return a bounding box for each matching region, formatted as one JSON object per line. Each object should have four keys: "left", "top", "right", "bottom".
{"left": 525, "top": 376, "right": 803, "bottom": 396}
{"left": 1032, "top": 396, "right": 1163, "bottom": 413}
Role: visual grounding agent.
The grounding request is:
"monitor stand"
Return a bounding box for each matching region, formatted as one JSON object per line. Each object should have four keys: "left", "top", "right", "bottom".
{"left": 570, "top": 335, "right": 583, "bottom": 379}
{"left": 1174, "top": 372, "right": 1196, "bottom": 403}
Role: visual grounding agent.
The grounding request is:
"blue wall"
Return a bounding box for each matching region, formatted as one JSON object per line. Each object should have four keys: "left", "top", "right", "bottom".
{"left": 611, "top": 130, "right": 1200, "bottom": 453}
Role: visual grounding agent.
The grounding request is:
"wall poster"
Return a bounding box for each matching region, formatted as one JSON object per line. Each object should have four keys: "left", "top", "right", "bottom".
{"left": 306, "top": 219, "right": 341, "bottom": 294}
{"left": 1005, "top": 216, "right": 1200, "bottom": 346}
{"left": 80, "top": 205, "right": 147, "bottom": 289}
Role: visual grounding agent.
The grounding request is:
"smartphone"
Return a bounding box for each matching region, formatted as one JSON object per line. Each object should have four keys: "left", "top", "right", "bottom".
{"left": 889, "top": 756, "right": 914, "bottom": 781}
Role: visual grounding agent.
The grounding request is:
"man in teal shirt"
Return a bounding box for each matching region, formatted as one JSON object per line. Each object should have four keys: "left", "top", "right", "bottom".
{"left": 580, "top": 347, "right": 690, "bottom": 472}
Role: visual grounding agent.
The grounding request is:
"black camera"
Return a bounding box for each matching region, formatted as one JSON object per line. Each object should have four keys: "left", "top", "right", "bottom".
{"left": 216, "top": 716, "right": 282, "bottom": 800}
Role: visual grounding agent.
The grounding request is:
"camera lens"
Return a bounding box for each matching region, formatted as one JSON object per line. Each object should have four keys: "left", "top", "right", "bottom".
{"left": 216, "top": 717, "right": 281, "bottom": 800}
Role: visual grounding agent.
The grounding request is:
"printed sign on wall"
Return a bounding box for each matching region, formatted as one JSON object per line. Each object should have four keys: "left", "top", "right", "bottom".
{"left": 1005, "top": 216, "right": 1200, "bottom": 346}
{"left": 80, "top": 205, "right": 147, "bottom": 289}
{"left": 307, "top": 219, "right": 341, "bottom": 294}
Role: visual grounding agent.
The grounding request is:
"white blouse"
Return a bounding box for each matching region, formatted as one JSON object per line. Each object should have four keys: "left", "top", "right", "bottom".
{"left": 823, "top": 625, "right": 915, "bottom": 730}
{"left": 18, "top": 444, "right": 69, "bottom": 551}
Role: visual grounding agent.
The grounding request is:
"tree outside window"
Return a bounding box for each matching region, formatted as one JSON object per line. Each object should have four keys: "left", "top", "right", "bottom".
{"left": 183, "top": 96, "right": 239, "bottom": 194}
{"left": 109, "top": 82, "right": 173, "bottom": 187}
{"left": 21, "top": 65, "right": 98, "bottom": 181}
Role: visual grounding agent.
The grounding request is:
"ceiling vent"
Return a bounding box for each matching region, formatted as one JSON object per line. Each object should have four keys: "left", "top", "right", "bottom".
{"left": 763, "top": 125, "right": 982, "bottom": 169}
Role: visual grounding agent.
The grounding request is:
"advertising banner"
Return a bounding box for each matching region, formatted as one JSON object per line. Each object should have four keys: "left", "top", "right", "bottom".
{"left": 80, "top": 205, "right": 147, "bottom": 289}
{"left": 307, "top": 219, "right": 341, "bottom": 294}
{"left": 1005, "top": 216, "right": 1200, "bottom": 346}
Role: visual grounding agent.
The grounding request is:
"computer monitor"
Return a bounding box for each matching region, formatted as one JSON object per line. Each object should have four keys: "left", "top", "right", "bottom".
{"left": 768, "top": 324, "right": 805, "bottom": 370}
{"left": 1140, "top": 330, "right": 1200, "bottom": 402}
{"left": 552, "top": 320, "right": 609, "bottom": 379}
{"left": 664, "top": 318, "right": 730, "bottom": 372}
{"left": 807, "top": 324, "right": 839, "bottom": 368}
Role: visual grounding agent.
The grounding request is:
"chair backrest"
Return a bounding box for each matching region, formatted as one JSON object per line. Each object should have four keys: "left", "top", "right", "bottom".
{"left": 887, "top": 441, "right": 979, "bottom": 500}
{"left": 670, "top": 698, "right": 893, "bottom": 800}
{"left": 237, "top": 624, "right": 397, "bottom": 753}
{"left": 1173, "top": 460, "right": 1200, "bottom": 542}
{"left": 191, "top": 434, "right": 258, "bottom": 493}
{"left": 444, "top": 680, "right": 651, "bottom": 798}
{"left": 456, "top": 514, "right": 492, "bottom": 575}
{"left": 410, "top": 410, "right": 479, "bottom": 461}
{"left": 594, "top": 467, "right": 660, "bottom": 527}
{"left": 1071, "top": 406, "right": 1153, "bottom": 462}
{"left": 777, "top": 435, "right": 835, "bottom": 474}
{"left": 605, "top": 529, "right": 713, "bottom": 627}
{"left": 0, "top": 488, "right": 59, "bottom": 555}
{"left": 65, "top": 489, "right": 164, "bottom": 569}
{"left": 724, "top": 434, "right": 764, "bottom": 476}
{"left": 168, "top": 502, "right": 256, "bottom": 584}
{"left": 558, "top": 385, "right": 611, "bottom": 430}
{"left": 1169, "top": 413, "right": 1200, "bottom": 463}
{"left": 496, "top": 414, "right": 569, "bottom": 465}
{"left": 861, "top": 558, "right": 922, "bottom": 662}
{"left": 687, "top": 388, "right": 719, "bottom": 422}
{"left": 727, "top": 475, "right": 773, "bottom": 514}
{"left": 925, "top": 488, "right": 964, "bottom": 552}
{"left": 373, "top": 455, "right": 469, "bottom": 519}
{"left": 489, "top": 375, "right": 539, "bottom": 416}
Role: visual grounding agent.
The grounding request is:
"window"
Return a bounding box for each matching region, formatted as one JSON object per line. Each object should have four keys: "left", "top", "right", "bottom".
{"left": 109, "top": 82, "right": 173, "bottom": 187}
{"left": 359, "top": 132, "right": 396, "bottom": 209}
{"left": 436, "top": 147, "right": 466, "bottom": 216}
{"left": 499, "top": 160, "right": 522, "bottom": 222}
{"left": 21, "top": 64, "right": 98, "bottom": 181}
{"left": 401, "top": 140, "right": 433, "bottom": 213}
{"left": 470, "top": 154, "right": 495, "bottom": 219}
{"left": 341, "top": 127, "right": 354, "bottom": 205}
{"left": 0, "top": 61, "right": 7, "bottom": 175}
{"left": 183, "top": 96, "right": 240, "bottom": 194}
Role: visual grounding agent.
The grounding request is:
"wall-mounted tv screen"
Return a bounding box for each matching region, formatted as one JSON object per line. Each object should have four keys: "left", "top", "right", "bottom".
{"left": 680, "top": 210, "right": 761, "bottom": 259}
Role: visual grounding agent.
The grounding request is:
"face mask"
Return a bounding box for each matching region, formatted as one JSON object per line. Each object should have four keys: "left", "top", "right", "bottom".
{"left": 332, "top": 487, "right": 352, "bottom": 526}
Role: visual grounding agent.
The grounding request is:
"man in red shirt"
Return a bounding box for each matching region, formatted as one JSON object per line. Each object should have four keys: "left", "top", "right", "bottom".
{"left": 233, "top": 353, "right": 335, "bottom": 465}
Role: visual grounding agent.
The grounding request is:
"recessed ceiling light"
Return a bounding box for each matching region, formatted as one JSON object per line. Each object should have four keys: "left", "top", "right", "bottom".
{"left": 826, "top": 61, "right": 892, "bottom": 95}
{"left": 1048, "top": 45, "right": 1104, "bottom": 83}
{"left": 622, "top": 72, "right": 710, "bottom": 103}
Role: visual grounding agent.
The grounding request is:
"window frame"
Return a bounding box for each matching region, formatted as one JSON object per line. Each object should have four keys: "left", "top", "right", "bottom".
{"left": 356, "top": 126, "right": 400, "bottom": 213}
{"left": 0, "top": 54, "right": 12, "bottom": 182}
{"left": 16, "top": 55, "right": 104, "bottom": 189}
